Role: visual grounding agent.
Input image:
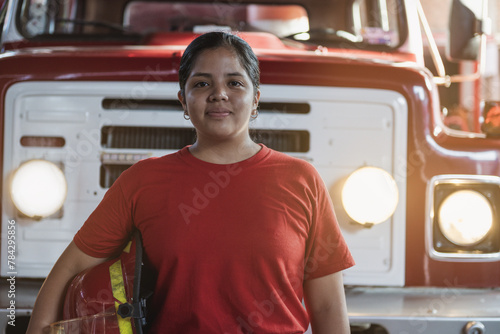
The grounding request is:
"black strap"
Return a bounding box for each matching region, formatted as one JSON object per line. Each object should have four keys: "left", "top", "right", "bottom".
{"left": 130, "top": 230, "right": 155, "bottom": 333}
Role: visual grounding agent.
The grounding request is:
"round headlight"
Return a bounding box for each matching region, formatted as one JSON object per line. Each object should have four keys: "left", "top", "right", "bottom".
{"left": 438, "top": 190, "right": 493, "bottom": 246}
{"left": 10, "top": 160, "right": 67, "bottom": 219}
{"left": 341, "top": 166, "right": 399, "bottom": 226}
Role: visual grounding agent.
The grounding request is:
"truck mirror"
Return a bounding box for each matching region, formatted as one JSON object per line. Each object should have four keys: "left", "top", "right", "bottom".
{"left": 447, "top": 0, "right": 483, "bottom": 62}
{"left": 481, "top": 101, "right": 500, "bottom": 137}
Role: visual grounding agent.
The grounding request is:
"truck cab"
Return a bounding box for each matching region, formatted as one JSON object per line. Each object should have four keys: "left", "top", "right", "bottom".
{"left": 0, "top": 0, "right": 499, "bottom": 333}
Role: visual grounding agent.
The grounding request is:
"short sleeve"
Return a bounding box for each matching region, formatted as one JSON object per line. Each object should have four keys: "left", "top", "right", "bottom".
{"left": 73, "top": 175, "right": 134, "bottom": 258}
{"left": 303, "top": 171, "right": 355, "bottom": 280}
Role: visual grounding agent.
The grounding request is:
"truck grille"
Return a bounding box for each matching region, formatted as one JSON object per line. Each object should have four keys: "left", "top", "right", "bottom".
{"left": 101, "top": 126, "right": 196, "bottom": 149}
{"left": 250, "top": 129, "right": 309, "bottom": 152}
{"left": 101, "top": 126, "right": 309, "bottom": 152}
{"left": 100, "top": 126, "right": 309, "bottom": 187}
{"left": 259, "top": 102, "right": 310, "bottom": 114}
{"left": 100, "top": 164, "right": 131, "bottom": 188}
{"left": 102, "top": 98, "right": 183, "bottom": 111}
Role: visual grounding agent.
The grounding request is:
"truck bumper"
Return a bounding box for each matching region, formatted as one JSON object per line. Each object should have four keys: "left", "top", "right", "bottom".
{"left": 346, "top": 286, "right": 500, "bottom": 333}
{"left": 0, "top": 282, "right": 499, "bottom": 333}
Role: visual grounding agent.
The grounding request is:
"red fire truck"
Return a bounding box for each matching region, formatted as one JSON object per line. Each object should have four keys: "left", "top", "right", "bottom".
{"left": 0, "top": 0, "right": 499, "bottom": 333}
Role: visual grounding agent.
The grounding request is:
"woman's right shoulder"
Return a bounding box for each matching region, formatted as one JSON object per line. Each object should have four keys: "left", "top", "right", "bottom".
{"left": 130, "top": 148, "right": 185, "bottom": 169}
{"left": 116, "top": 149, "right": 186, "bottom": 183}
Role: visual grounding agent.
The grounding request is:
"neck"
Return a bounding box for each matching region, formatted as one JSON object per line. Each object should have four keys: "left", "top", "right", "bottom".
{"left": 189, "top": 137, "right": 261, "bottom": 164}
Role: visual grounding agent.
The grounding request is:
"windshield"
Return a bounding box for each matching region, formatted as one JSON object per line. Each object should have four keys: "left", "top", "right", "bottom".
{"left": 17, "top": 0, "right": 407, "bottom": 50}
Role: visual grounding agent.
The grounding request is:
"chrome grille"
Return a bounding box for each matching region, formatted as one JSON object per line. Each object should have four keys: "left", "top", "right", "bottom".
{"left": 101, "top": 126, "right": 196, "bottom": 149}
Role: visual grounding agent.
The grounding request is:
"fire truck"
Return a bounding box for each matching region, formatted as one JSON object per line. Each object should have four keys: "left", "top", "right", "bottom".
{"left": 0, "top": 0, "right": 499, "bottom": 332}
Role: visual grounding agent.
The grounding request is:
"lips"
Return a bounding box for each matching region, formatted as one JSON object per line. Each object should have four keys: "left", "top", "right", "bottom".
{"left": 206, "top": 109, "right": 231, "bottom": 117}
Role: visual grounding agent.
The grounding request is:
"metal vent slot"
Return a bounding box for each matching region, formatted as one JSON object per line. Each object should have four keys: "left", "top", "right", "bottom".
{"left": 258, "top": 102, "right": 310, "bottom": 114}
{"left": 20, "top": 136, "right": 65, "bottom": 147}
{"left": 102, "top": 99, "right": 308, "bottom": 114}
{"left": 100, "top": 164, "right": 132, "bottom": 188}
{"left": 251, "top": 129, "right": 309, "bottom": 152}
{"left": 101, "top": 126, "right": 196, "bottom": 149}
{"left": 102, "top": 98, "right": 183, "bottom": 111}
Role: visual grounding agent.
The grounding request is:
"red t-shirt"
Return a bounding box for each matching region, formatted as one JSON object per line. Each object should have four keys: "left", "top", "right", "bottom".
{"left": 74, "top": 145, "right": 354, "bottom": 333}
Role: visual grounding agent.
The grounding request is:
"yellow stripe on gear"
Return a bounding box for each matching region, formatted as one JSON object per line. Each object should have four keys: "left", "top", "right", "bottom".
{"left": 109, "top": 259, "right": 134, "bottom": 334}
{"left": 123, "top": 241, "right": 132, "bottom": 254}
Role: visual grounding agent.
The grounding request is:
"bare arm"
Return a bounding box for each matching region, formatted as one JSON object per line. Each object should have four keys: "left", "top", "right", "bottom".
{"left": 26, "top": 241, "right": 109, "bottom": 334}
{"left": 303, "top": 272, "right": 350, "bottom": 334}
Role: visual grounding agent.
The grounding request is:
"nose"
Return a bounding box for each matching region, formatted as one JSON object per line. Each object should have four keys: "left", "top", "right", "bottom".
{"left": 209, "top": 84, "right": 228, "bottom": 101}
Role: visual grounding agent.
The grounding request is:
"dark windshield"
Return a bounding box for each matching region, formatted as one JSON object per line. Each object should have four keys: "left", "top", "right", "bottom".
{"left": 17, "top": 0, "right": 407, "bottom": 50}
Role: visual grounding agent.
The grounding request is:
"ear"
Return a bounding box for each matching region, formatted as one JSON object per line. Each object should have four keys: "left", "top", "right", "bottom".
{"left": 178, "top": 90, "right": 186, "bottom": 110}
{"left": 253, "top": 90, "right": 261, "bottom": 109}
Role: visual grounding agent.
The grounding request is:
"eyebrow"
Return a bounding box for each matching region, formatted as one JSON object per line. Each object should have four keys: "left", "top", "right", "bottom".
{"left": 190, "top": 72, "right": 245, "bottom": 78}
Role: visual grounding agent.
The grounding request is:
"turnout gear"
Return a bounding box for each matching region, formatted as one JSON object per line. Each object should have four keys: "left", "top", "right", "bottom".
{"left": 50, "top": 231, "right": 151, "bottom": 334}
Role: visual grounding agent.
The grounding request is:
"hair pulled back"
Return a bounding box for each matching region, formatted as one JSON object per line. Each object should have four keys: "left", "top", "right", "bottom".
{"left": 178, "top": 32, "right": 260, "bottom": 97}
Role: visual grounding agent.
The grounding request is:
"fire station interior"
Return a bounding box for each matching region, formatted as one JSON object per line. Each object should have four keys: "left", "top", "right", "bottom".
{"left": 423, "top": 0, "right": 500, "bottom": 134}
{"left": 1, "top": 0, "right": 500, "bottom": 333}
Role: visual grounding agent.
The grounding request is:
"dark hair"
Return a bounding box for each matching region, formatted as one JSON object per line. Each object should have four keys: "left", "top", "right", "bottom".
{"left": 178, "top": 32, "right": 260, "bottom": 97}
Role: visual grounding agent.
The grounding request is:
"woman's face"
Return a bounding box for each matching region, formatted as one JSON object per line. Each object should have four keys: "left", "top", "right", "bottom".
{"left": 178, "top": 47, "right": 260, "bottom": 143}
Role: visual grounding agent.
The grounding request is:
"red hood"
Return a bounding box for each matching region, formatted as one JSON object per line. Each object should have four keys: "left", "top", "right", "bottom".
{"left": 4, "top": 31, "right": 417, "bottom": 65}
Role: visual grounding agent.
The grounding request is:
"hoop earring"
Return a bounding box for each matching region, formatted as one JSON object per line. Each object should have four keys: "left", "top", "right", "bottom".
{"left": 183, "top": 112, "right": 190, "bottom": 120}
{"left": 250, "top": 110, "right": 259, "bottom": 120}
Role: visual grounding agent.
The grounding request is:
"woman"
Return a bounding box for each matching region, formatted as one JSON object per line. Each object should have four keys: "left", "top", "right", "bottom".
{"left": 27, "top": 32, "right": 354, "bottom": 334}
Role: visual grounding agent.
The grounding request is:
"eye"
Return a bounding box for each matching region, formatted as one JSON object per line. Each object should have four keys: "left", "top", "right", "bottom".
{"left": 229, "top": 81, "right": 243, "bottom": 87}
{"left": 194, "top": 81, "right": 209, "bottom": 88}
